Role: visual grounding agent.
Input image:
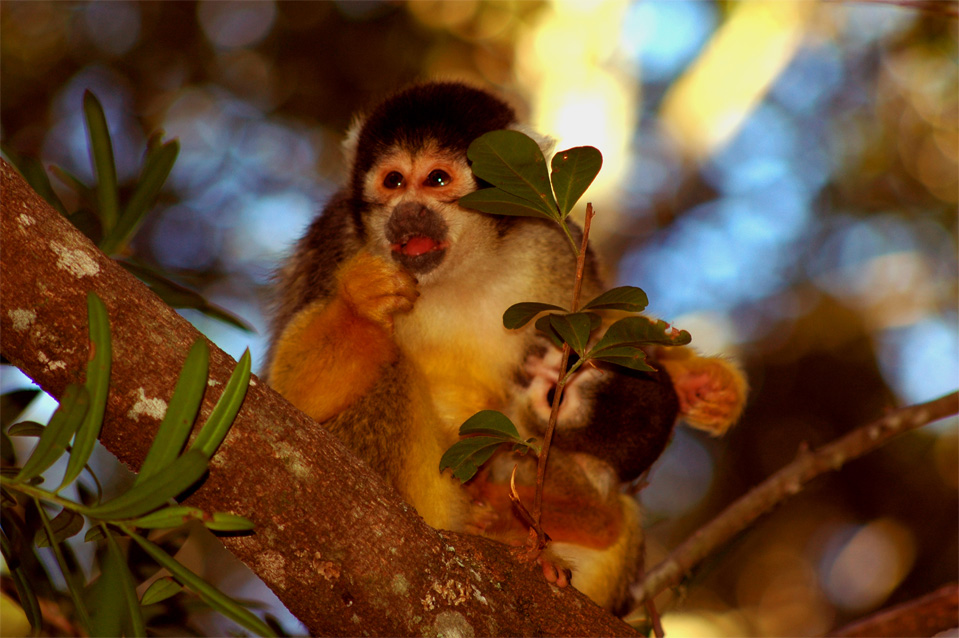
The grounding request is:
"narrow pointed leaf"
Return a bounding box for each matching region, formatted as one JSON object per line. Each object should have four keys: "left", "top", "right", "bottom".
{"left": 127, "top": 530, "right": 276, "bottom": 637}
{"left": 83, "top": 91, "right": 119, "bottom": 233}
{"left": 7, "top": 421, "right": 45, "bottom": 437}
{"left": 84, "top": 526, "right": 106, "bottom": 543}
{"left": 101, "top": 139, "right": 179, "bottom": 256}
{"left": 1, "top": 144, "right": 68, "bottom": 215}
{"left": 439, "top": 436, "right": 508, "bottom": 483}
{"left": 582, "top": 286, "right": 649, "bottom": 313}
{"left": 35, "top": 500, "right": 92, "bottom": 633}
{"left": 550, "top": 146, "right": 602, "bottom": 217}
{"left": 204, "top": 512, "right": 255, "bottom": 532}
{"left": 140, "top": 577, "right": 182, "bottom": 605}
{"left": 459, "top": 188, "right": 553, "bottom": 219}
{"left": 466, "top": 130, "right": 559, "bottom": 218}
{"left": 136, "top": 339, "right": 209, "bottom": 485}
{"left": 190, "top": 349, "right": 251, "bottom": 459}
{"left": 16, "top": 385, "right": 89, "bottom": 482}
{"left": 34, "top": 508, "right": 85, "bottom": 547}
{"left": 459, "top": 410, "right": 522, "bottom": 439}
{"left": 503, "top": 302, "right": 568, "bottom": 330}
{"left": 103, "top": 528, "right": 146, "bottom": 638}
{"left": 0, "top": 528, "right": 42, "bottom": 634}
{"left": 81, "top": 450, "right": 208, "bottom": 520}
{"left": 131, "top": 506, "right": 205, "bottom": 529}
{"left": 59, "top": 293, "right": 111, "bottom": 491}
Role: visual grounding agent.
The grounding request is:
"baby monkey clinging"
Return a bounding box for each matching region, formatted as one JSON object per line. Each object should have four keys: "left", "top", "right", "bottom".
{"left": 265, "top": 81, "right": 747, "bottom": 612}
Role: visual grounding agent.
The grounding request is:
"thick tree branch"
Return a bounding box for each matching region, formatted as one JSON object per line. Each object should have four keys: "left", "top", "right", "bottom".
{"left": 0, "top": 160, "right": 638, "bottom": 636}
{"left": 634, "top": 390, "right": 959, "bottom": 605}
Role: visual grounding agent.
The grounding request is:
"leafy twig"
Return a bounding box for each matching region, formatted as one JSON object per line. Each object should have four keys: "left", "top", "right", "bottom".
{"left": 634, "top": 390, "right": 959, "bottom": 605}
{"left": 530, "top": 204, "right": 596, "bottom": 544}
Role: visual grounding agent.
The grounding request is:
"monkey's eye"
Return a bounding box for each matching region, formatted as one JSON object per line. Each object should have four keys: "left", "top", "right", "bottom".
{"left": 383, "top": 171, "right": 405, "bottom": 189}
{"left": 425, "top": 169, "right": 451, "bottom": 187}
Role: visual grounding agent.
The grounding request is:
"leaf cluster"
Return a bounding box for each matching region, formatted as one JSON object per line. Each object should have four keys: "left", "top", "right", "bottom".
{"left": 0, "top": 293, "right": 273, "bottom": 637}
{"left": 1, "top": 90, "right": 250, "bottom": 331}
{"left": 442, "top": 131, "right": 691, "bottom": 483}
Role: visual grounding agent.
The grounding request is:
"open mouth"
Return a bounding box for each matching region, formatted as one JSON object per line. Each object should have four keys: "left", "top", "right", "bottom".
{"left": 386, "top": 203, "right": 450, "bottom": 274}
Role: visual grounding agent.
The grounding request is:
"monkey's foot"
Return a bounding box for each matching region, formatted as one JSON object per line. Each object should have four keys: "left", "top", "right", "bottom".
{"left": 509, "top": 530, "right": 570, "bottom": 588}
{"left": 669, "top": 363, "right": 744, "bottom": 435}
{"left": 338, "top": 251, "right": 418, "bottom": 329}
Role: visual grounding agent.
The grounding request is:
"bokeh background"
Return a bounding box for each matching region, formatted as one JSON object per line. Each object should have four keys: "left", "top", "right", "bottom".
{"left": 2, "top": 0, "right": 956, "bottom": 635}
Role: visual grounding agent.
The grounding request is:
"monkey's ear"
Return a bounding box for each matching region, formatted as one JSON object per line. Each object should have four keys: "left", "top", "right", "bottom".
{"left": 509, "top": 124, "right": 556, "bottom": 158}
{"left": 342, "top": 114, "right": 366, "bottom": 172}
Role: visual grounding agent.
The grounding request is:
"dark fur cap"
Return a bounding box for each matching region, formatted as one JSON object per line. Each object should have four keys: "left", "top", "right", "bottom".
{"left": 348, "top": 82, "right": 517, "bottom": 197}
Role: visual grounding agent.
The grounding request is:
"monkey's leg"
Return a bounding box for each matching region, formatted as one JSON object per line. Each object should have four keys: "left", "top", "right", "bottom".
{"left": 269, "top": 252, "right": 418, "bottom": 423}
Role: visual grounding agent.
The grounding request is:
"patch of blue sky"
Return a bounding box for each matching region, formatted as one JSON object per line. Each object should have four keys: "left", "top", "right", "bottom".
{"left": 876, "top": 318, "right": 959, "bottom": 413}
{"left": 621, "top": 0, "right": 717, "bottom": 83}
{"left": 770, "top": 42, "right": 845, "bottom": 116}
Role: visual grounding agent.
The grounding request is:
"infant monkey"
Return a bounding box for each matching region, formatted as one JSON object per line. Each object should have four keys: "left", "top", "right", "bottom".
{"left": 265, "top": 81, "right": 746, "bottom": 611}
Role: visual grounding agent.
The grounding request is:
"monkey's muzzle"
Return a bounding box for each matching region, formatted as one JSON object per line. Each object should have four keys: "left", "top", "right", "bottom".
{"left": 386, "top": 202, "right": 450, "bottom": 274}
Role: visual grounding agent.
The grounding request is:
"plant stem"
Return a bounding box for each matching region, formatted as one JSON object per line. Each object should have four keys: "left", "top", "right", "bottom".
{"left": 531, "top": 204, "right": 596, "bottom": 544}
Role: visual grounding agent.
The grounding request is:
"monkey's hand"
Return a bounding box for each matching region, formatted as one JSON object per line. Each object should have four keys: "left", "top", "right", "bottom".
{"left": 657, "top": 349, "right": 747, "bottom": 435}
{"left": 269, "top": 251, "right": 418, "bottom": 423}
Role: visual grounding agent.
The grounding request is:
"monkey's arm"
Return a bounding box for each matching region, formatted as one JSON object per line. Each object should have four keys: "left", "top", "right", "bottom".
{"left": 655, "top": 347, "right": 747, "bottom": 435}
{"left": 269, "top": 252, "right": 418, "bottom": 423}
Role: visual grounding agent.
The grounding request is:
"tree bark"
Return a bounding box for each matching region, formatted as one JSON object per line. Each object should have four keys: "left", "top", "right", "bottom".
{"left": 0, "top": 159, "right": 638, "bottom": 637}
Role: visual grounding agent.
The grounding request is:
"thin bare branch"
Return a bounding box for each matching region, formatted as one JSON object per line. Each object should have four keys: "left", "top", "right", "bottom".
{"left": 635, "top": 391, "right": 959, "bottom": 604}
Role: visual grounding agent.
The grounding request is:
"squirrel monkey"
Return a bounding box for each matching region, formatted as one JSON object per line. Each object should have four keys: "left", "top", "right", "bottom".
{"left": 265, "top": 82, "right": 747, "bottom": 612}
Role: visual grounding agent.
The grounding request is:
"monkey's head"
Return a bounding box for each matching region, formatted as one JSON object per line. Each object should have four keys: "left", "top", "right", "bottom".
{"left": 342, "top": 82, "right": 550, "bottom": 282}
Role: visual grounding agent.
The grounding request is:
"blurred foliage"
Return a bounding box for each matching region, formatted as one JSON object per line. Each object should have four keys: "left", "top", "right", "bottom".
{"left": 1, "top": 1, "right": 956, "bottom": 636}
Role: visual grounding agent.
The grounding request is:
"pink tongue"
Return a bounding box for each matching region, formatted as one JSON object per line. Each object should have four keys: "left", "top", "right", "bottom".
{"left": 402, "top": 236, "right": 438, "bottom": 256}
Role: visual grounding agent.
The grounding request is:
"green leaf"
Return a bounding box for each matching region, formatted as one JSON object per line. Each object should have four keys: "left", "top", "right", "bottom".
{"left": 100, "top": 139, "right": 179, "bottom": 256}
{"left": 190, "top": 349, "right": 251, "bottom": 459}
{"left": 81, "top": 450, "right": 208, "bottom": 520}
{"left": 131, "top": 505, "right": 252, "bottom": 532}
{"left": 587, "top": 345, "right": 655, "bottom": 372}
{"left": 459, "top": 410, "right": 522, "bottom": 439}
{"left": 7, "top": 421, "right": 45, "bottom": 437}
{"left": 102, "top": 528, "right": 147, "bottom": 637}
{"left": 466, "top": 130, "right": 559, "bottom": 219}
{"left": 439, "top": 436, "right": 509, "bottom": 483}
{"left": 548, "top": 312, "right": 596, "bottom": 357}
{"left": 83, "top": 91, "right": 119, "bottom": 234}
{"left": 458, "top": 188, "right": 553, "bottom": 220}
{"left": 582, "top": 286, "right": 649, "bottom": 313}
{"left": 140, "top": 577, "right": 182, "bottom": 605}
{"left": 127, "top": 530, "right": 276, "bottom": 637}
{"left": 130, "top": 506, "right": 203, "bottom": 529}
{"left": 534, "top": 315, "right": 565, "bottom": 349}
{"left": 84, "top": 526, "right": 106, "bottom": 543}
{"left": 550, "top": 146, "right": 602, "bottom": 217}
{"left": 118, "top": 260, "right": 254, "bottom": 332}
{"left": 503, "top": 302, "right": 568, "bottom": 330}
{"left": 204, "top": 512, "right": 255, "bottom": 532}
{"left": 59, "top": 293, "right": 111, "bottom": 491}
{"left": 34, "top": 508, "right": 85, "bottom": 547}
{"left": 588, "top": 316, "right": 692, "bottom": 371}
{"left": 35, "top": 500, "right": 93, "bottom": 634}
{"left": 136, "top": 339, "right": 209, "bottom": 485}
{"left": 1, "top": 144, "right": 68, "bottom": 215}
{"left": 16, "top": 385, "right": 90, "bottom": 483}
{"left": 0, "top": 527, "right": 42, "bottom": 635}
